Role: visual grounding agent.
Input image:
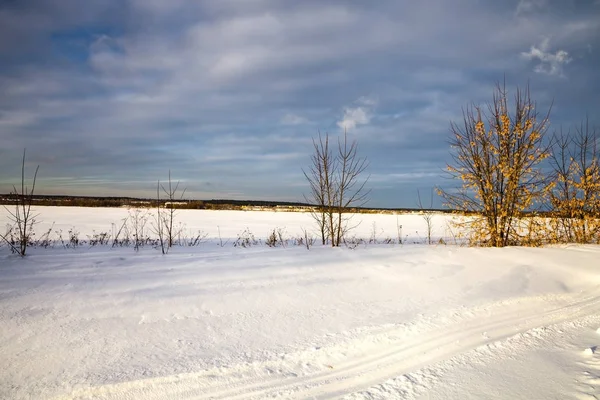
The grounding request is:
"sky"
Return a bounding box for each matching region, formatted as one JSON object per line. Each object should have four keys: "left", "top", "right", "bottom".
{"left": 0, "top": 0, "right": 599, "bottom": 208}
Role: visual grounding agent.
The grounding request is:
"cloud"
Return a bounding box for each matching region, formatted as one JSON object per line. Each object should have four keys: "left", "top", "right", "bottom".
{"left": 0, "top": 1, "right": 599, "bottom": 207}
{"left": 521, "top": 38, "right": 572, "bottom": 76}
{"left": 515, "top": 0, "right": 548, "bottom": 16}
{"left": 281, "top": 113, "right": 309, "bottom": 125}
{"left": 337, "top": 97, "right": 377, "bottom": 130}
{"left": 337, "top": 107, "right": 371, "bottom": 130}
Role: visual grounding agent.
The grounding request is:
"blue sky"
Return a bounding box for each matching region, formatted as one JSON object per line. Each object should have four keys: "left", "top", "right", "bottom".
{"left": 1, "top": 0, "right": 599, "bottom": 208}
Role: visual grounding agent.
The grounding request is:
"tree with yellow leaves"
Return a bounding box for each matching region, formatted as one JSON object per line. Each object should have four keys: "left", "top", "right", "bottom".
{"left": 548, "top": 119, "right": 600, "bottom": 243}
{"left": 439, "top": 82, "right": 552, "bottom": 247}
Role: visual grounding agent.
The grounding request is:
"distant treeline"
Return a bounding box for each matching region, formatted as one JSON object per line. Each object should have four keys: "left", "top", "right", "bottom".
{"left": 0, "top": 194, "right": 453, "bottom": 214}
{"left": 0, "top": 195, "right": 306, "bottom": 210}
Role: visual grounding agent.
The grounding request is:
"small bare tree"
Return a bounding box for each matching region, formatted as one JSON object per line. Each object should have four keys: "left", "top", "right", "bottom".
{"left": 153, "top": 171, "right": 186, "bottom": 253}
{"left": 417, "top": 189, "right": 435, "bottom": 244}
{"left": 154, "top": 181, "right": 167, "bottom": 254}
{"left": 1, "top": 150, "right": 39, "bottom": 256}
{"left": 303, "top": 131, "right": 370, "bottom": 247}
{"left": 439, "top": 82, "right": 552, "bottom": 247}
{"left": 162, "top": 171, "right": 186, "bottom": 247}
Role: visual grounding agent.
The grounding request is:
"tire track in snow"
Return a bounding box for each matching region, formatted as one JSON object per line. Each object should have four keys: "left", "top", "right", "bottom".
{"left": 62, "top": 290, "right": 600, "bottom": 400}
{"left": 575, "top": 328, "right": 600, "bottom": 400}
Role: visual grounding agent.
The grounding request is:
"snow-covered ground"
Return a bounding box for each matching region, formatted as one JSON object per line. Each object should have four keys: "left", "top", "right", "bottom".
{"left": 1, "top": 207, "right": 600, "bottom": 399}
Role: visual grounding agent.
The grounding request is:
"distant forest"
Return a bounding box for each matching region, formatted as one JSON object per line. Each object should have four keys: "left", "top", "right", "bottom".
{"left": 0, "top": 194, "right": 449, "bottom": 213}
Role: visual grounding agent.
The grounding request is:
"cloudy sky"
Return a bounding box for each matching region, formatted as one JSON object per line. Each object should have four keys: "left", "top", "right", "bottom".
{"left": 1, "top": 0, "right": 599, "bottom": 208}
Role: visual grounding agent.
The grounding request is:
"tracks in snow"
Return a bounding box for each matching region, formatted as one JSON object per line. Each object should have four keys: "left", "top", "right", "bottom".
{"left": 575, "top": 328, "right": 600, "bottom": 400}
{"left": 63, "top": 290, "right": 600, "bottom": 400}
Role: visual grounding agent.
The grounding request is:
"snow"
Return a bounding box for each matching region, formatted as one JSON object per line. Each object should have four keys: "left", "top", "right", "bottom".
{"left": 584, "top": 347, "right": 597, "bottom": 356}
{"left": 1, "top": 206, "right": 600, "bottom": 399}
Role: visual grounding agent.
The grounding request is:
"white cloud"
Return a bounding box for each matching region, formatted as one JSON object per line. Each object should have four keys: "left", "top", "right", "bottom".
{"left": 336, "top": 97, "right": 378, "bottom": 130}
{"left": 521, "top": 38, "right": 572, "bottom": 76}
{"left": 337, "top": 107, "right": 369, "bottom": 130}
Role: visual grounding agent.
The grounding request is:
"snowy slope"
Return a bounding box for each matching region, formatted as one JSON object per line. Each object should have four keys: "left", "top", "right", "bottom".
{"left": 1, "top": 207, "right": 600, "bottom": 399}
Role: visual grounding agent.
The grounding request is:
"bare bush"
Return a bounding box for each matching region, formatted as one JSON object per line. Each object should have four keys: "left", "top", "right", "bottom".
{"left": 266, "top": 227, "right": 287, "bottom": 248}
{"left": 128, "top": 208, "right": 151, "bottom": 251}
{"left": 88, "top": 231, "right": 111, "bottom": 247}
{"left": 36, "top": 224, "right": 55, "bottom": 248}
{"left": 298, "top": 228, "right": 314, "bottom": 250}
{"left": 344, "top": 235, "right": 366, "bottom": 249}
{"left": 56, "top": 228, "right": 82, "bottom": 249}
{"left": 0, "top": 150, "right": 39, "bottom": 256}
{"left": 111, "top": 219, "right": 129, "bottom": 247}
{"left": 187, "top": 230, "right": 208, "bottom": 246}
{"left": 234, "top": 228, "right": 259, "bottom": 248}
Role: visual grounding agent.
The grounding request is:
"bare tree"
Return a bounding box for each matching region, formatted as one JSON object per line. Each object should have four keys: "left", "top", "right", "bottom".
{"left": 548, "top": 119, "right": 600, "bottom": 243}
{"left": 303, "top": 131, "right": 370, "bottom": 247}
{"left": 152, "top": 171, "right": 186, "bottom": 254}
{"left": 439, "top": 82, "right": 552, "bottom": 247}
{"left": 159, "top": 171, "right": 186, "bottom": 249}
{"left": 333, "top": 131, "right": 370, "bottom": 246}
{"left": 154, "top": 180, "right": 167, "bottom": 254}
{"left": 303, "top": 132, "right": 335, "bottom": 245}
{"left": 1, "top": 150, "right": 39, "bottom": 256}
{"left": 417, "top": 188, "right": 435, "bottom": 244}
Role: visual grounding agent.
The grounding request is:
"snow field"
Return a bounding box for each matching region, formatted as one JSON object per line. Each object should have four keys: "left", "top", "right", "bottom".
{"left": 1, "top": 207, "right": 600, "bottom": 399}
{"left": 0, "top": 206, "right": 457, "bottom": 247}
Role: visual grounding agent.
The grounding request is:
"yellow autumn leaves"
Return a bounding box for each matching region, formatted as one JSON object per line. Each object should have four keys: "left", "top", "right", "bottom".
{"left": 440, "top": 82, "right": 599, "bottom": 247}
